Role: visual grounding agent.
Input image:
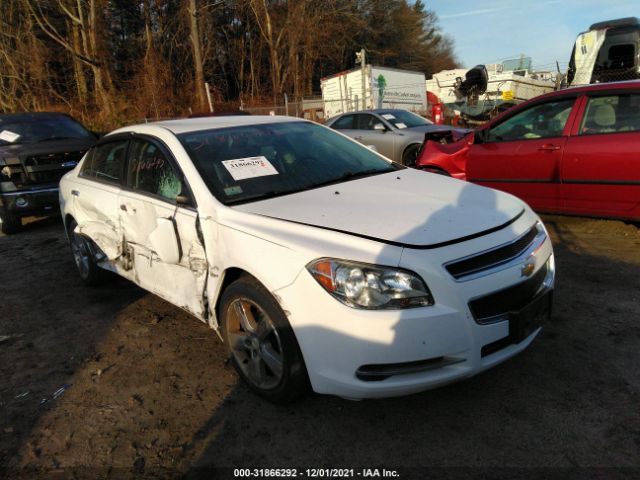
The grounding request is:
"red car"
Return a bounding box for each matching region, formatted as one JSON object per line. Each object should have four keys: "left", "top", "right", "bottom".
{"left": 416, "top": 81, "right": 640, "bottom": 221}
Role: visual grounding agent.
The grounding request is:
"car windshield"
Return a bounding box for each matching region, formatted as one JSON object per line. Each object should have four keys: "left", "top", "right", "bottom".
{"left": 179, "top": 121, "right": 402, "bottom": 205}
{"left": 380, "top": 110, "right": 432, "bottom": 129}
{"left": 0, "top": 115, "right": 94, "bottom": 146}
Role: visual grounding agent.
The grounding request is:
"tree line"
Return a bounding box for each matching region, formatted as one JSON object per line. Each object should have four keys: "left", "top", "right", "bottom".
{"left": 0, "top": 0, "right": 458, "bottom": 128}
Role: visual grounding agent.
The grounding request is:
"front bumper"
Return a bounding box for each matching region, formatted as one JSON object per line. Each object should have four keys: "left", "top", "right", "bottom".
{"left": 0, "top": 187, "right": 60, "bottom": 218}
{"left": 275, "top": 218, "right": 554, "bottom": 399}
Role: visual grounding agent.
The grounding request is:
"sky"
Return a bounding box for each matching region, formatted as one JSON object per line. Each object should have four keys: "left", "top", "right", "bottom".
{"left": 428, "top": 0, "right": 639, "bottom": 72}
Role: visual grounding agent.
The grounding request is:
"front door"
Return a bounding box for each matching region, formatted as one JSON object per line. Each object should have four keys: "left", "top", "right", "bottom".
{"left": 466, "top": 98, "right": 577, "bottom": 212}
{"left": 118, "top": 137, "right": 208, "bottom": 319}
{"left": 352, "top": 113, "right": 396, "bottom": 160}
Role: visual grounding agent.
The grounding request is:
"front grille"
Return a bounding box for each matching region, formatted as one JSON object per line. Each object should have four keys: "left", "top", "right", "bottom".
{"left": 22, "top": 150, "right": 85, "bottom": 185}
{"left": 24, "top": 150, "right": 85, "bottom": 167}
{"left": 446, "top": 224, "right": 539, "bottom": 279}
{"left": 468, "top": 262, "right": 548, "bottom": 323}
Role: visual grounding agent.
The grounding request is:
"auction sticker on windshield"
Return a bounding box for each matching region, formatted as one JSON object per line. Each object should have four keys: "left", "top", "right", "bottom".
{"left": 0, "top": 130, "right": 21, "bottom": 143}
{"left": 222, "top": 156, "right": 279, "bottom": 181}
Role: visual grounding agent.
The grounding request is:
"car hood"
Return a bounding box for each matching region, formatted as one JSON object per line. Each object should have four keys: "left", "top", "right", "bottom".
{"left": 405, "top": 124, "right": 470, "bottom": 135}
{"left": 232, "top": 168, "right": 525, "bottom": 248}
{"left": 0, "top": 138, "right": 96, "bottom": 162}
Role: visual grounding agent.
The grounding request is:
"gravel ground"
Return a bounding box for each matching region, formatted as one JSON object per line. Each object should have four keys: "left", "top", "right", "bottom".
{"left": 0, "top": 214, "right": 639, "bottom": 479}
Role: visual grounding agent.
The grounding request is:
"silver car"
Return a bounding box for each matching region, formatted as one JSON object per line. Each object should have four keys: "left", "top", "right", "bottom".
{"left": 326, "top": 109, "right": 467, "bottom": 166}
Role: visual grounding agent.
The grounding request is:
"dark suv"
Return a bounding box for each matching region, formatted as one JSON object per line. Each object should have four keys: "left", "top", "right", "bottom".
{"left": 0, "top": 112, "right": 97, "bottom": 234}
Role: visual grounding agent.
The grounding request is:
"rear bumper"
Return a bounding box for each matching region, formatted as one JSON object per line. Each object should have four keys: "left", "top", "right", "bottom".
{"left": 0, "top": 187, "right": 60, "bottom": 217}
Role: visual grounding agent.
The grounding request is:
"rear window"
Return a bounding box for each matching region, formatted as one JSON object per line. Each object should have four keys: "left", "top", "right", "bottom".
{"left": 580, "top": 94, "right": 640, "bottom": 135}
{"left": 80, "top": 140, "right": 128, "bottom": 185}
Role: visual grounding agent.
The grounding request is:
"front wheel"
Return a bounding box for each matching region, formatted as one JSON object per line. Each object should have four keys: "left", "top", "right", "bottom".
{"left": 0, "top": 209, "right": 21, "bottom": 234}
{"left": 220, "top": 276, "right": 309, "bottom": 403}
{"left": 402, "top": 144, "right": 421, "bottom": 168}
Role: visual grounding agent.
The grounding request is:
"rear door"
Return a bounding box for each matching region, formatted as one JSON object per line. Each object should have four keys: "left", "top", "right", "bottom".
{"left": 466, "top": 97, "right": 577, "bottom": 212}
{"left": 71, "top": 138, "right": 129, "bottom": 260}
{"left": 118, "top": 136, "right": 209, "bottom": 319}
{"left": 561, "top": 91, "right": 640, "bottom": 219}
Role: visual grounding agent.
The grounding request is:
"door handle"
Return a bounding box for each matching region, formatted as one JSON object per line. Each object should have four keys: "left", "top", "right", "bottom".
{"left": 120, "top": 204, "right": 127, "bottom": 211}
{"left": 538, "top": 144, "right": 561, "bottom": 151}
{"left": 71, "top": 189, "right": 80, "bottom": 197}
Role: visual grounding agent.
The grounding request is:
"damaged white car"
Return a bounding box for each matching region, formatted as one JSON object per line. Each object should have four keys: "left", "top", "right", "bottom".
{"left": 59, "top": 116, "right": 554, "bottom": 402}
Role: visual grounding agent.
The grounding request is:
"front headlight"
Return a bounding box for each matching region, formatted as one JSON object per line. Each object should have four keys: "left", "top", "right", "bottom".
{"left": 307, "top": 258, "right": 434, "bottom": 309}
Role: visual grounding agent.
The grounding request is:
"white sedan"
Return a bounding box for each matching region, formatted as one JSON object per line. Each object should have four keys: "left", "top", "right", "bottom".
{"left": 59, "top": 116, "right": 554, "bottom": 402}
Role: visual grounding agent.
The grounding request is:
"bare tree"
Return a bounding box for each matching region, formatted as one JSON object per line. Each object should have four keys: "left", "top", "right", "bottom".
{"left": 187, "top": 0, "right": 209, "bottom": 111}
{"left": 26, "top": 0, "right": 115, "bottom": 116}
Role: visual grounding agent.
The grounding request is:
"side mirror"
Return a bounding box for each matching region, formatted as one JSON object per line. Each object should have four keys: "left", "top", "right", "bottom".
{"left": 175, "top": 194, "right": 191, "bottom": 206}
{"left": 148, "top": 217, "right": 181, "bottom": 264}
{"left": 373, "top": 123, "right": 386, "bottom": 131}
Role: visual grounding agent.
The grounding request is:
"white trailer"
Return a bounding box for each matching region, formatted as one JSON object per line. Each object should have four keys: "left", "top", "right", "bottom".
{"left": 321, "top": 66, "right": 427, "bottom": 119}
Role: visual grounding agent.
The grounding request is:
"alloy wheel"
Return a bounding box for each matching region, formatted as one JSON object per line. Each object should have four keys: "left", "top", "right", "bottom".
{"left": 225, "top": 298, "right": 284, "bottom": 389}
{"left": 70, "top": 233, "right": 91, "bottom": 279}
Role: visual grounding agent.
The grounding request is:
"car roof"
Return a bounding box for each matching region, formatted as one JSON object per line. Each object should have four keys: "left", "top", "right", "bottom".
{"left": 0, "top": 112, "right": 73, "bottom": 122}
{"left": 540, "top": 80, "right": 640, "bottom": 100}
{"left": 334, "top": 109, "right": 412, "bottom": 116}
{"left": 116, "top": 115, "right": 304, "bottom": 135}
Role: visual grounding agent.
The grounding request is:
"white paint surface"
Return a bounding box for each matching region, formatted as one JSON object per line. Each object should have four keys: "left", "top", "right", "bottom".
{"left": 59, "top": 116, "right": 554, "bottom": 399}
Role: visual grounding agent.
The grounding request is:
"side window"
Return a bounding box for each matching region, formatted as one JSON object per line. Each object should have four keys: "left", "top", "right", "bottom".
{"left": 127, "top": 140, "right": 183, "bottom": 202}
{"left": 355, "top": 114, "right": 380, "bottom": 130}
{"left": 580, "top": 94, "right": 640, "bottom": 135}
{"left": 80, "top": 140, "right": 128, "bottom": 184}
{"left": 79, "top": 149, "right": 95, "bottom": 177}
{"left": 487, "top": 99, "right": 575, "bottom": 142}
{"left": 332, "top": 115, "right": 354, "bottom": 130}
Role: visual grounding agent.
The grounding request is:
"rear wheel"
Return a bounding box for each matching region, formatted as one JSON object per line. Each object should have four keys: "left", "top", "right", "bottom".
{"left": 68, "top": 219, "right": 113, "bottom": 286}
{"left": 0, "top": 209, "right": 21, "bottom": 235}
{"left": 220, "top": 275, "right": 309, "bottom": 403}
{"left": 402, "top": 144, "right": 421, "bottom": 168}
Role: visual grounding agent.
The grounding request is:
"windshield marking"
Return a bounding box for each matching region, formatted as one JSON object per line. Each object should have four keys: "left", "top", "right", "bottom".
{"left": 222, "top": 156, "right": 279, "bottom": 181}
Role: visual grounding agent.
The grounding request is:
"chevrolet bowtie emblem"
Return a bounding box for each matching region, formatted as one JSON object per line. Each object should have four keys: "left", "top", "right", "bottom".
{"left": 521, "top": 261, "right": 535, "bottom": 277}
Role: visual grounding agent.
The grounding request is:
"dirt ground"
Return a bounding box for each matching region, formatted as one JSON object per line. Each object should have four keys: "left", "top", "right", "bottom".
{"left": 0, "top": 214, "right": 639, "bottom": 479}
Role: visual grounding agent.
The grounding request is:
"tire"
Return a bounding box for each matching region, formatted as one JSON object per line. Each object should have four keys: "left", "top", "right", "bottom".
{"left": 67, "top": 219, "right": 113, "bottom": 286}
{"left": 402, "top": 144, "right": 421, "bottom": 168}
{"left": 0, "top": 209, "right": 21, "bottom": 234}
{"left": 219, "top": 275, "right": 310, "bottom": 403}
